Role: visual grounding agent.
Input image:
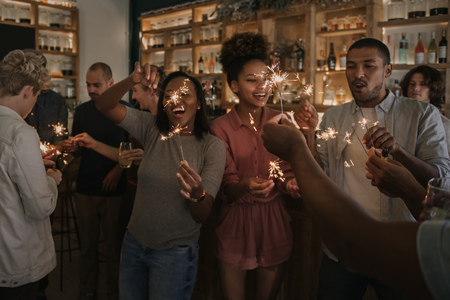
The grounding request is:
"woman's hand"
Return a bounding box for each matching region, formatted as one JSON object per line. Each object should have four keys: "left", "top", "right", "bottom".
{"left": 72, "top": 132, "right": 97, "bottom": 149}
{"left": 285, "top": 177, "right": 301, "bottom": 198}
{"left": 176, "top": 160, "right": 205, "bottom": 200}
{"left": 132, "top": 62, "right": 160, "bottom": 93}
{"left": 243, "top": 177, "right": 275, "bottom": 198}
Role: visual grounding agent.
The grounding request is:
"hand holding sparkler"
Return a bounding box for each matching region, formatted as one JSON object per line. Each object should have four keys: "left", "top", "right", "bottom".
{"left": 293, "top": 99, "right": 318, "bottom": 135}
{"left": 176, "top": 160, "right": 205, "bottom": 201}
{"left": 243, "top": 177, "right": 275, "bottom": 198}
{"left": 72, "top": 132, "right": 97, "bottom": 149}
{"left": 62, "top": 138, "right": 79, "bottom": 153}
{"left": 362, "top": 125, "right": 398, "bottom": 154}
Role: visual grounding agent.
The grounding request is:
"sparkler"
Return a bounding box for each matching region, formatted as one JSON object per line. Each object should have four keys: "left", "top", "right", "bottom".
{"left": 358, "top": 107, "right": 376, "bottom": 151}
{"left": 163, "top": 78, "right": 190, "bottom": 108}
{"left": 248, "top": 113, "right": 257, "bottom": 131}
{"left": 52, "top": 123, "right": 68, "bottom": 137}
{"left": 316, "top": 127, "right": 338, "bottom": 141}
{"left": 343, "top": 131, "right": 352, "bottom": 144}
{"left": 344, "top": 160, "right": 354, "bottom": 168}
{"left": 160, "top": 124, "right": 190, "bottom": 161}
{"left": 267, "top": 63, "right": 289, "bottom": 114}
{"left": 40, "top": 141, "right": 52, "bottom": 154}
{"left": 268, "top": 159, "right": 285, "bottom": 182}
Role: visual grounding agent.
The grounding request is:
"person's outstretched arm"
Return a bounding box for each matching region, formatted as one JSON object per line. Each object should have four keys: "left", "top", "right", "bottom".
{"left": 261, "top": 115, "right": 431, "bottom": 300}
{"left": 96, "top": 62, "right": 160, "bottom": 124}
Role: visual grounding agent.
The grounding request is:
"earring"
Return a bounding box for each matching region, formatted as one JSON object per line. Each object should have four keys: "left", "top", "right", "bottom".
{"left": 197, "top": 106, "right": 201, "bottom": 110}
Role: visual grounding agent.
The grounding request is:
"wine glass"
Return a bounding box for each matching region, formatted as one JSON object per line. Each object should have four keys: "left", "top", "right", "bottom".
{"left": 119, "top": 142, "right": 132, "bottom": 169}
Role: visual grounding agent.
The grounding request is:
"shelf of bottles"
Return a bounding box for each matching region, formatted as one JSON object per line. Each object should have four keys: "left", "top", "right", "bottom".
{"left": 314, "top": 5, "right": 368, "bottom": 106}
{"left": 0, "top": 0, "right": 79, "bottom": 103}
{"left": 381, "top": 0, "right": 449, "bottom": 90}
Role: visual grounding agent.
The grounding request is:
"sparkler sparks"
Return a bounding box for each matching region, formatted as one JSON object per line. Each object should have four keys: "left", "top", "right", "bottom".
{"left": 344, "top": 160, "right": 354, "bottom": 168}
{"left": 40, "top": 141, "right": 52, "bottom": 153}
{"left": 268, "top": 159, "right": 285, "bottom": 182}
{"left": 160, "top": 124, "right": 191, "bottom": 161}
{"left": 163, "top": 78, "right": 190, "bottom": 108}
{"left": 343, "top": 131, "right": 352, "bottom": 144}
{"left": 316, "top": 127, "right": 338, "bottom": 141}
{"left": 267, "top": 63, "right": 289, "bottom": 114}
{"left": 302, "top": 84, "right": 314, "bottom": 97}
{"left": 52, "top": 123, "right": 67, "bottom": 136}
{"left": 248, "top": 113, "right": 257, "bottom": 131}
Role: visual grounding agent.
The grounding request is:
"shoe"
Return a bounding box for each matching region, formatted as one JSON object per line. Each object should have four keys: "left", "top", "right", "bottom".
{"left": 77, "top": 292, "right": 98, "bottom": 300}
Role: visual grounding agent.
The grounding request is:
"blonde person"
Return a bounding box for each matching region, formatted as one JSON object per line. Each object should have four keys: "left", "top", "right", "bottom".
{"left": 0, "top": 50, "right": 62, "bottom": 300}
{"left": 210, "top": 32, "right": 300, "bottom": 300}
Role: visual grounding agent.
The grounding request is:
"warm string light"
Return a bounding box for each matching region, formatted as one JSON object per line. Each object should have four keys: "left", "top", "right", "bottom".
{"left": 268, "top": 159, "right": 285, "bottom": 182}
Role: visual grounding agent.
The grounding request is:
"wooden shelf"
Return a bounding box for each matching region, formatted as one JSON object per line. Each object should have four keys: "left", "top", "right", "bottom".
{"left": 317, "top": 28, "right": 366, "bottom": 37}
{"left": 378, "top": 14, "right": 450, "bottom": 28}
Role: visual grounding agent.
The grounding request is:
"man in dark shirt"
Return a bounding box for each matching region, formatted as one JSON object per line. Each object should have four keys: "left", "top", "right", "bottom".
{"left": 63, "top": 63, "right": 128, "bottom": 300}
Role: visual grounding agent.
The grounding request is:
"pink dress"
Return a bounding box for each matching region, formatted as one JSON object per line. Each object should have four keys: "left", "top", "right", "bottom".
{"left": 210, "top": 106, "right": 293, "bottom": 270}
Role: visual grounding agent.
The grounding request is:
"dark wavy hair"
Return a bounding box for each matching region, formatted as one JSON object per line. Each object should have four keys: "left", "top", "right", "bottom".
{"left": 348, "top": 38, "right": 391, "bottom": 65}
{"left": 155, "top": 71, "right": 209, "bottom": 140}
{"left": 220, "top": 31, "right": 269, "bottom": 87}
{"left": 399, "top": 65, "right": 444, "bottom": 109}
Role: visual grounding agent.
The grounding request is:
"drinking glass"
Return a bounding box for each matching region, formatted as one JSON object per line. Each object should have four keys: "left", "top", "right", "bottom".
{"left": 119, "top": 142, "right": 132, "bottom": 168}
{"left": 423, "top": 178, "right": 450, "bottom": 220}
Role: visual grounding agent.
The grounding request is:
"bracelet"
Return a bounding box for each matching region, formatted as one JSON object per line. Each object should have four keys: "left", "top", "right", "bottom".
{"left": 189, "top": 190, "right": 206, "bottom": 203}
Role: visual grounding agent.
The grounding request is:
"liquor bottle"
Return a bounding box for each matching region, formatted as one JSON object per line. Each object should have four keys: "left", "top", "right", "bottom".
{"left": 296, "top": 39, "right": 305, "bottom": 72}
{"left": 209, "top": 52, "right": 215, "bottom": 73}
{"left": 414, "top": 33, "right": 425, "bottom": 64}
{"left": 339, "top": 45, "right": 347, "bottom": 70}
{"left": 430, "top": 0, "right": 449, "bottom": 15}
{"left": 327, "top": 43, "right": 336, "bottom": 71}
{"left": 439, "top": 29, "right": 447, "bottom": 63}
{"left": 428, "top": 31, "right": 438, "bottom": 64}
{"left": 198, "top": 54, "right": 204, "bottom": 74}
{"left": 214, "top": 52, "right": 222, "bottom": 73}
{"left": 336, "top": 85, "right": 346, "bottom": 105}
{"left": 399, "top": 33, "right": 408, "bottom": 64}
{"left": 391, "top": 79, "right": 402, "bottom": 96}
{"left": 386, "top": 35, "right": 395, "bottom": 64}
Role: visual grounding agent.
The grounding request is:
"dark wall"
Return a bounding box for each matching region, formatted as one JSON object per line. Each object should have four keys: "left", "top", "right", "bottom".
{"left": 129, "top": 0, "right": 190, "bottom": 72}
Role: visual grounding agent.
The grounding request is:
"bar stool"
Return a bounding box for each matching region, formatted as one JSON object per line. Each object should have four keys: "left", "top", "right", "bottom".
{"left": 53, "top": 155, "right": 81, "bottom": 291}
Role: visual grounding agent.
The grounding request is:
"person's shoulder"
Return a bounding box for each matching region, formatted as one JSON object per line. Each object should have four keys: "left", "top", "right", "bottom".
{"left": 210, "top": 112, "right": 231, "bottom": 129}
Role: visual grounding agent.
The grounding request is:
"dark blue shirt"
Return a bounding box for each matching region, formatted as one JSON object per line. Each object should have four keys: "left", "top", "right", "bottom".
{"left": 72, "top": 100, "right": 130, "bottom": 196}
{"left": 25, "top": 89, "right": 68, "bottom": 144}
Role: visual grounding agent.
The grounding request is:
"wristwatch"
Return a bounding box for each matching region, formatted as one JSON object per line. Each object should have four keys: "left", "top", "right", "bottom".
{"left": 189, "top": 190, "right": 206, "bottom": 203}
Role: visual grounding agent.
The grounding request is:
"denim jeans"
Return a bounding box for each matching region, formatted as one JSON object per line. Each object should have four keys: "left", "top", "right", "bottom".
{"left": 119, "top": 231, "right": 199, "bottom": 300}
{"left": 318, "top": 254, "right": 411, "bottom": 300}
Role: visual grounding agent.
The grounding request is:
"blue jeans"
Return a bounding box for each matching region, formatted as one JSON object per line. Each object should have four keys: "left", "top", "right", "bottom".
{"left": 119, "top": 231, "right": 199, "bottom": 300}
{"left": 318, "top": 254, "right": 411, "bottom": 300}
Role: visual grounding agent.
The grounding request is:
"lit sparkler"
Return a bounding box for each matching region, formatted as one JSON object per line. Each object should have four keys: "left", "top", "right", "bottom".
{"left": 163, "top": 78, "right": 190, "bottom": 108}
{"left": 343, "top": 131, "right": 352, "bottom": 144}
{"left": 316, "top": 127, "right": 338, "bottom": 141}
{"left": 268, "top": 159, "right": 285, "bottom": 182}
{"left": 267, "top": 63, "right": 289, "bottom": 114}
{"left": 344, "top": 160, "right": 354, "bottom": 168}
{"left": 40, "top": 141, "right": 52, "bottom": 153}
{"left": 52, "top": 122, "right": 68, "bottom": 137}
{"left": 302, "top": 84, "right": 314, "bottom": 97}
{"left": 160, "top": 124, "right": 190, "bottom": 161}
{"left": 248, "top": 113, "right": 257, "bottom": 131}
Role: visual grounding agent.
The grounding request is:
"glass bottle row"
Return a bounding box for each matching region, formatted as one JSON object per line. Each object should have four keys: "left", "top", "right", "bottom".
{"left": 39, "top": 33, "right": 74, "bottom": 53}
{"left": 0, "top": 3, "right": 72, "bottom": 27}
{"left": 387, "top": 0, "right": 448, "bottom": 21}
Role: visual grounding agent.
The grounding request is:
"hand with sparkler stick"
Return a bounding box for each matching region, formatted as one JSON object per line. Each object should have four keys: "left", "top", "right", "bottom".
{"left": 365, "top": 148, "right": 425, "bottom": 220}
{"left": 293, "top": 99, "right": 319, "bottom": 136}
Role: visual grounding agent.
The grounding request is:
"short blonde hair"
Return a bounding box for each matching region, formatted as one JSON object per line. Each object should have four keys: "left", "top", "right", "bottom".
{"left": 0, "top": 50, "right": 50, "bottom": 98}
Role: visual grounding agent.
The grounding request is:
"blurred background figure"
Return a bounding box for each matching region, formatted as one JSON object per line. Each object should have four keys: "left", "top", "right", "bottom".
{"left": 400, "top": 65, "right": 450, "bottom": 155}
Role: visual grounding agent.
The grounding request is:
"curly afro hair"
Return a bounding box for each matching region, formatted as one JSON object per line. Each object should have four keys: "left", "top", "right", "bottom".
{"left": 220, "top": 31, "right": 269, "bottom": 87}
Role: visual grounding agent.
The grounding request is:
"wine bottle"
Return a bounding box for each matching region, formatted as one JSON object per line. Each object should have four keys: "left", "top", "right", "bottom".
{"left": 414, "top": 33, "right": 425, "bottom": 64}
{"left": 209, "top": 52, "right": 215, "bottom": 74}
{"left": 198, "top": 54, "right": 204, "bottom": 74}
{"left": 339, "top": 45, "right": 347, "bottom": 70}
{"left": 327, "top": 42, "right": 336, "bottom": 71}
{"left": 214, "top": 52, "right": 221, "bottom": 73}
{"left": 439, "top": 29, "right": 447, "bottom": 63}
{"left": 296, "top": 39, "right": 305, "bottom": 72}
{"left": 399, "top": 33, "right": 408, "bottom": 64}
{"left": 428, "top": 31, "right": 438, "bottom": 64}
{"left": 391, "top": 79, "right": 401, "bottom": 96}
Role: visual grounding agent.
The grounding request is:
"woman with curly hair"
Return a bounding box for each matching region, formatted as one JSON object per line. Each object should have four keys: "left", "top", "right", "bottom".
{"left": 210, "top": 31, "right": 301, "bottom": 300}
{"left": 399, "top": 65, "right": 450, "bottom": 155}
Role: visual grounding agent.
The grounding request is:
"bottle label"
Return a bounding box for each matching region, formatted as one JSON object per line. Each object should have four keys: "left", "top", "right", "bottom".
{"left": 415, "top": 53, "right": 424, "bottom": 64}
{"left": 339, "top": 57, "right": 346, "bottom": 69}
{"left": 428, "top": 52, "right": 436, "bottom": 64}
{"left": 439, "top": 46, "right": 447, "bottom": 59}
